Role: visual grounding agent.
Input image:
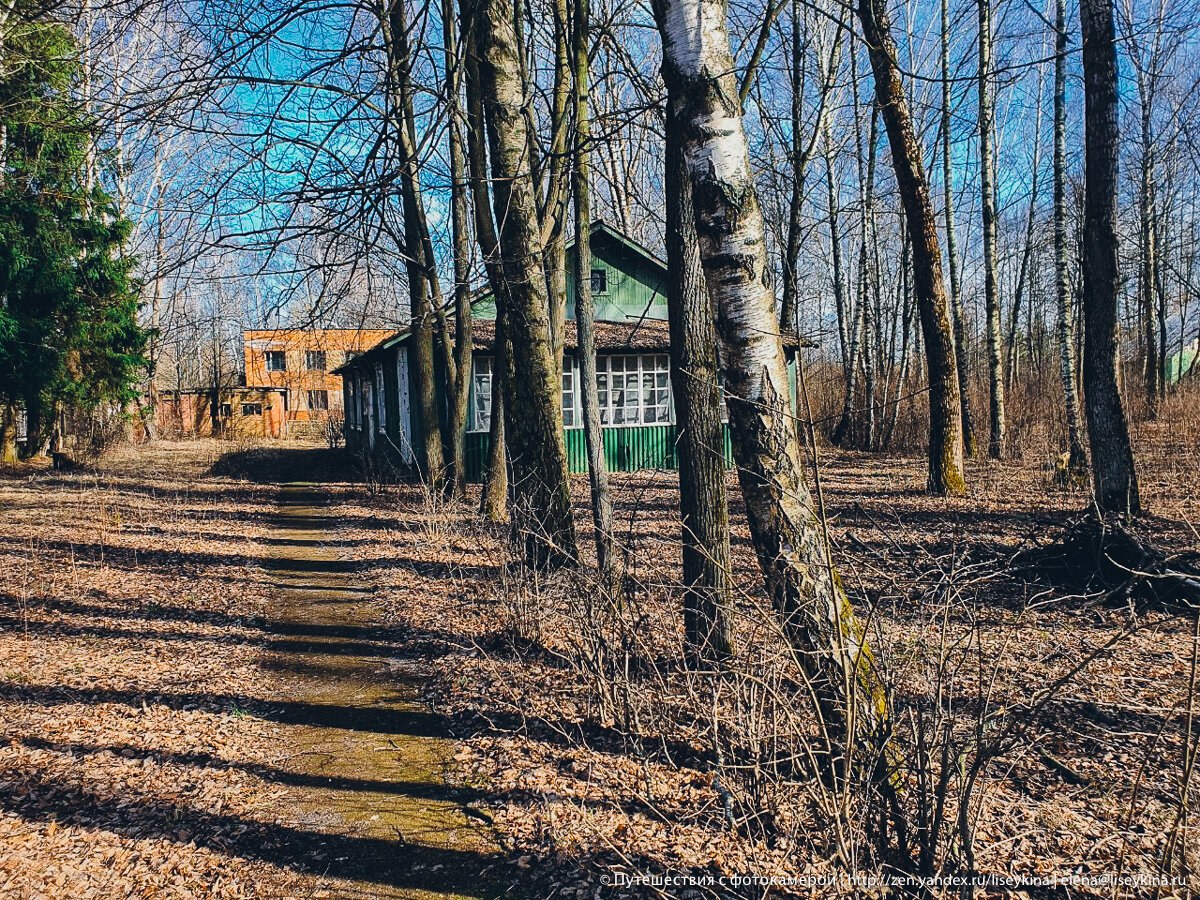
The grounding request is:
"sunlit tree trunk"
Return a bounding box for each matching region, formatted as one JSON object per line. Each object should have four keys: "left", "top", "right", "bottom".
{"left": 655, "top": 0, "right": 888, "bottom": 764}
{"left": 477, "top": 0, "right": 578, "bottom": 567}
{"left": 858, "top": 0, "right": 966, "bottom": 495}
{"left": 384, "top": 0, "right": 445, "bottom": 487}
{"left": 1080, "top": 0, "right": 1140, "bottom": 516}
{"left": 941, "top": 0, "right": 975, "bottom": 457}
{"left": 572, "top": 0, "right": 614, "bottom": 575}
{"left": 1054, "top": 0, "right": 1087, "bottom": 470}
{"left": 462, "top": 0, "right": 509, "bottom": 521}
{"left": 444, "top": 0, "right": 473, "bottom": 498}
{"left": 978, "top": 0, "right": 1005, "bottom": 459}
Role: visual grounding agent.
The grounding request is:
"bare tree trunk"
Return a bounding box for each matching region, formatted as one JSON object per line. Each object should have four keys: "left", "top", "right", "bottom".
{"left": 779, "top": 0, "right": 806, "bottom": 333}
{"left": 655, "top": 0, "right": 889, "bottom": 767}
{"left": 0, "top": 402, "right": 18, "bottom": 464}
{"left": 665, "top": 108, "right": 734, "bottom": 662}
{"left": 979, "top": 0, "right": 1005, "bottom": 459}
{"left": 1139, "top": 96, "right": 1160, "bottom": 416}
{"left": 1080, "top": 0, "right": 1140, "bottom": 516}
{"left": 941, "top": 0, "right": 975, "bottom": 457}
{"left": 445, "top": 0, "right": 473, "bottom": 499}
{"left": 859, "top": 0, "right": 967, "bottom": 495}
{"left": 1054, "top": 0, "right": 1087, "bottom": 470}
{"left": 385, "top": 0, "right": 446, "bottom": 487}
{"left": 827, "top": 121, "right": 857, "bottom": 448}
{"left": 572, "top": 0, "right": 614, "bottom": 575}
{"left": 1005, "top": 73, "right": 1044, "bottom": 394}
{"left": 477, "top": 0, "right": 578, "bottom": 568}
{"left": 542, "top": 0, "right": 571, "bottom": 368}
{"left": 463, "top": 0, "right": 509, "bottom": 520}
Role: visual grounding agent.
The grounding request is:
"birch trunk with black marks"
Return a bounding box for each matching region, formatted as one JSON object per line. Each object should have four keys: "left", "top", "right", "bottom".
{"left": 979, "top": 0, "right": 1005, "bottom": 459}
{"left": 572, "top": 0, "right": 614, "bottom": 575}
{"left": 385, "top": 0, "right": 446, "bottom": 487}
{"left": 859, "top": 0, "right": 966, "bottom": 494}
{"left": 654, "top": 0, "right": 888, "bottom": 764}
{"left": 477, "top": 0, "right": 578, "bottom": 567}
{"left": 1080, "top": 0, "right": 1140, "bottom": 516}
{"left": 941, "top": 0, "right": 975, "bottom": 457}
{"left": 1054, "top": 0, "right": 1087, "bottom": 470}
{"left": 665, "top": 109, "right": 734, "bottom": 662}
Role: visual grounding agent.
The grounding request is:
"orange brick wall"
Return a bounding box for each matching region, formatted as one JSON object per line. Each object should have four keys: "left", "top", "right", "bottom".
{"left": 242, "top": 329, "right": 393, "bottom": 422}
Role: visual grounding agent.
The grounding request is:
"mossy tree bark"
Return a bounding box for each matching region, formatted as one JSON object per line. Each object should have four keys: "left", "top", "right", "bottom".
{"left": 858, "top": 0, "right": 967, "bottom": 495}
{"left": 476, "top": 0, "right": 577, "bottom": 567}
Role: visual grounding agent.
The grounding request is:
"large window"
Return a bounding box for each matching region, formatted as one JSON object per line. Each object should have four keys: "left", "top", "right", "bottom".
{"left": 597, "top": 354, "right": 670, "bottom": 425}
{"left": 562, "top": 368, "right": 577, "bottom": 427}
{"left": 470, "top": 354, "right": 671, "bottom": 432}
{"left": 307, "top": 389, "right": 329, "bottom": 411}
{"left": 265, "top": 350, "right": 286, "bottom": 372}
{"left": 305, "top": 350, "right": 327, "bottom": 371}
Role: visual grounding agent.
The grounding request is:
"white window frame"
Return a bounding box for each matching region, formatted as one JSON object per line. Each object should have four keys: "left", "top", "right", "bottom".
{"left": 596, "top": 354, "right": 672, "bottom": 427}
{"left": 562, "top": 361, "right": 578, "bottom": 428}
{"left": 470, "top": 356, "right": 493, "bottom": 433}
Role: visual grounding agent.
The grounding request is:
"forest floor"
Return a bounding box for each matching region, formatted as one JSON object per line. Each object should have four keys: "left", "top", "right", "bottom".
{"left": 0, "top": 417, "right": 1197, "bottom": 898}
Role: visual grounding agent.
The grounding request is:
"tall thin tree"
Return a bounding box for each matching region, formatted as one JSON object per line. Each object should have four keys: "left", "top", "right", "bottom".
{"left": 476, "top": 0, "right": 579, "bottom": 567}
{"left": 571, "top": 0, "right": 614, "bottom": 574}
{"left": 1080, "top": 0, "right": 1140, "bottom": 516}
{"left": 858, "top": 0, "right": 967, "bottom": 495}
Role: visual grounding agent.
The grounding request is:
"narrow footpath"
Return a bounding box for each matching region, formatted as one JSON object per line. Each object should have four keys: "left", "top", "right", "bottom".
{"left": 260, "top": 483, "right": 500, "bottom": 899}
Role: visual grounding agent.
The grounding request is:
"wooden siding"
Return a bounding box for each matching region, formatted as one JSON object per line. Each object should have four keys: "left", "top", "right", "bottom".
{"left": 463, "top": 424, "right": 733, "bottom": 484}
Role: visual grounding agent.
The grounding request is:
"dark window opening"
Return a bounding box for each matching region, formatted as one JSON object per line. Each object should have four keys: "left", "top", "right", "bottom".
{"left": 307, "top": 390, "right": 329, "bottom": 411}
{"left": 305, "top": 350, "right": 327, "bottom": 371}
{"left": 265, "top": 350, "right": 286, "bottom": 372}
{"left": 590, "top": 268, "right": 608, "bottom": 294}
{"left": 241, "top": 403, "right": 263, "bottom": 417}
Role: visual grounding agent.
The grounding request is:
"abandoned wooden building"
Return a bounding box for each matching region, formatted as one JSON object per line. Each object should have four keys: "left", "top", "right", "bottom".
{"left": 335, "top": 222, "right": 806, "bottom": 480}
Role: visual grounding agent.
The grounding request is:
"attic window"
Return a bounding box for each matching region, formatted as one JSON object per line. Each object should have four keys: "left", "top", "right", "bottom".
{"left": 590, "top": 268, "right": 608, "bottom": 295}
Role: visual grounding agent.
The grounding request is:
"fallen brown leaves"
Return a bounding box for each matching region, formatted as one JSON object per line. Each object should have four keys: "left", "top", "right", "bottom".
{"left": 336, "top": 417, "right": 1198, "bottom": 898}
{"left": 0, "top": 441, "right": 316, "bottom": 899}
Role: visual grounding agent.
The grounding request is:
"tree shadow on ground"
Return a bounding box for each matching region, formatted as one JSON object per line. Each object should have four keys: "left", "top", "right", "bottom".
{"left": 209, "top": 446, "right": 363, "bottom": 485}
{"left": 0, "top": 766, "right": 509, "bottom": 896}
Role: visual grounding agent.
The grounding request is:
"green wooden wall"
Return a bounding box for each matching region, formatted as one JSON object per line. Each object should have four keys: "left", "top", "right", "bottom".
{"left": 471, "top": 228, "right": 666, "bottom": 323}
{"left": 463, "top": 424, "right": 733, "bottom": 484}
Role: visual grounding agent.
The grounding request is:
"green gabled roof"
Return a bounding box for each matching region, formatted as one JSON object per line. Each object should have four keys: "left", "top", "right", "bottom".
{"left": 334, "top": 220, "right": 666, "bottom": 375}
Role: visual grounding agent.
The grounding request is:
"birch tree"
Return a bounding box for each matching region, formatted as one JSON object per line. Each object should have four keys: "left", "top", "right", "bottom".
{"left": 653, "top": 0, "right": 889, "bottom": 767}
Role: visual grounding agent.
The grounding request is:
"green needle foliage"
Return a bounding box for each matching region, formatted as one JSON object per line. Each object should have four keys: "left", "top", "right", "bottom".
{"left": 0, "top": 16, "right": 146, "bottom": 456}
